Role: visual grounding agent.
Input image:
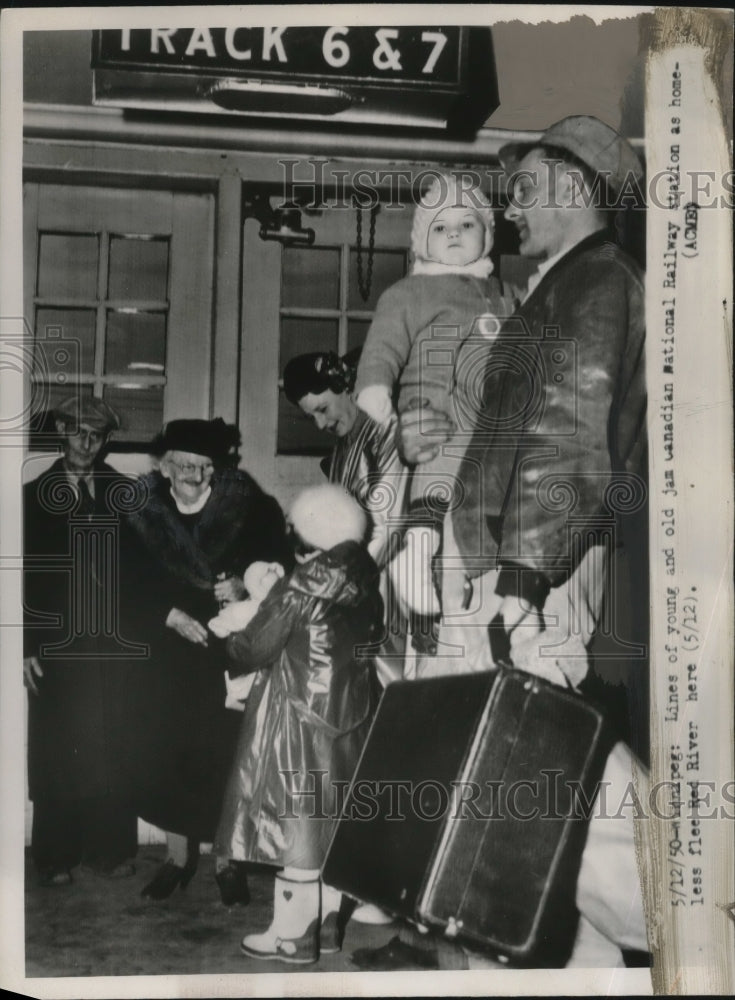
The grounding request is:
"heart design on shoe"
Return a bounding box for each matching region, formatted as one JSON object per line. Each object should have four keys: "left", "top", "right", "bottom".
{"left": 283, "top": 890, "right": 293, "bottom": 901}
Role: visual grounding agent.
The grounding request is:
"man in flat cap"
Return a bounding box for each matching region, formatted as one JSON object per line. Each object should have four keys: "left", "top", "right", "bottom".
{"left": 23, "top": 395, "right": 142, "bottom": 885}
{"left": 433, "top": 115, "right": 647, "bottom": 695}
{"left": 355, "top": 117, "right": 649, "bottom": 969}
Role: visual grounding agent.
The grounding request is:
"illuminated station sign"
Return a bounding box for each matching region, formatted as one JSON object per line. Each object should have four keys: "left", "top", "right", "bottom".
{"left": 92, "top": 26, "right": 498, "bottom": 131}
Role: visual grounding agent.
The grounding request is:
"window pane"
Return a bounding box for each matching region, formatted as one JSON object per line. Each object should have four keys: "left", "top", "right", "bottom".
{"left": 347, "top": 249, "right": 406, "bottom": 311}
{"left": 108, "top": 237, "right": 169, "bottom": 302}
{"left": 281, "top": 246, "right": 340, "bottom": 310}
{"left": 103, "top": 384, "right": 164, "bottom": 442}
{"left": 277, "top": 391, "right": 331, "bottom": 455}
{"left": 347, "top": 318, "right": 371, "bottom": 357}
{"left": 279, "top": 318, "right": 338, "bottom": 376}
{"left": 35, "top": 308, "right": 96, "bottom": 377}
{"left": 37, "top": 233, "right": 99, "bottom": 300}
{"left": 104, "top": 311, "right": 167, "bottom": 375}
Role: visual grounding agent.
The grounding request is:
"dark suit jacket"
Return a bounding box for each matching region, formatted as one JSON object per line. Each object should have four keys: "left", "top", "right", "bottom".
{"left": 24, "top": 458, "right": 147, "bottom": 801}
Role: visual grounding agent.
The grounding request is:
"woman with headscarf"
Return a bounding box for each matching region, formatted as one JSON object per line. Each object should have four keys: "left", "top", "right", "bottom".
{"left": 125, "top": 418, "right": 290, "bottom": 903}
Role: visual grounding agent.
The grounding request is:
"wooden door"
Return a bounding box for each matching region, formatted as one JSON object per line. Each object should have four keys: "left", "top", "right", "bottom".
{"left": 24, "top": 183, "right": 215, "bottom": 446}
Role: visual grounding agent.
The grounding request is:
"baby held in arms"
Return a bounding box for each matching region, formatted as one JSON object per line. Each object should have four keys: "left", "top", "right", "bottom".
{"left": 209, "top": 561, "right": 285, "bottom": 709}
{"left": 354, "top": 172, "right": 515, "bottom": 617}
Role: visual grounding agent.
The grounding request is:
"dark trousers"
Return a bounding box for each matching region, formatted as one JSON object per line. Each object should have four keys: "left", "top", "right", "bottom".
{"left": 31, "top": 796, "right": 138, "bottom": 871}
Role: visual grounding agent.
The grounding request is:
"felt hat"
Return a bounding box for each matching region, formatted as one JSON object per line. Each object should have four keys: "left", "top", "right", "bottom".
{"left": 149, "top": 418, "right": 239, "bottom": 463}
{"left": 53, "top": 395, "right": 120, "bottom": 433}
{"left": 411, "top": 173, "right": 495, "bottom": 262}
{"left": 289, "top": 484, "right": 367, "bottom": 551}
{"left": 498, "top": 115, "right": 643, "bottom": 196}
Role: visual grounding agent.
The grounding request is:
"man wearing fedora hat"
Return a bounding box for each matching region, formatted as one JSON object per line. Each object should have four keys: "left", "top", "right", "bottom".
{"left": 23, "top": 395, "right": 142, "bottom": 886}
{"left": 354, "top": 117, "right": 649, "bottom": 970}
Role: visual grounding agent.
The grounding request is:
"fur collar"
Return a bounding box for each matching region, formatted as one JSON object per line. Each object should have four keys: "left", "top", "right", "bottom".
{"left": 127, "top": 469, "right": 267, "bottom": 591}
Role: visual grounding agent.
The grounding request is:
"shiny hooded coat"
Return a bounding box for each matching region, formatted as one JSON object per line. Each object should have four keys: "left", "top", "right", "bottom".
{"left": 214, "top": 541, "right": 383, "bottom": 869}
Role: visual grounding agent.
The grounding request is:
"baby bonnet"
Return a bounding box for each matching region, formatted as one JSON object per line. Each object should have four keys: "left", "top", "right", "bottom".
{"left": 410, "top": 173, "right": 495, "bottom": 261}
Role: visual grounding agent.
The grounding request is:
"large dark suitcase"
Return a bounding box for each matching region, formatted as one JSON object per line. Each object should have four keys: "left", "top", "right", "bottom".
{"left": 322, "top": 668, "right": 610, "bottom": 960}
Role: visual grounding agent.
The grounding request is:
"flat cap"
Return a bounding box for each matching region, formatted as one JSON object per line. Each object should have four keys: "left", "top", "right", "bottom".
{"left": 54, "top": 395, "right": 121, "bottom": 433}
{"left": 499, "top": 115, "right": 643, "bottom": 196}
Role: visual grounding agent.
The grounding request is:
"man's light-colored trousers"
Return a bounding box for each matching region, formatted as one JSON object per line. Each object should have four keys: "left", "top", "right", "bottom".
{"left": 418, "top": 512, "right": 649, "bottom": 967}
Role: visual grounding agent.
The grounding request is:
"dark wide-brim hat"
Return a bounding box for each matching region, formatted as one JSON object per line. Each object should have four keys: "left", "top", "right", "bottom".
{"left": 498, "top": 115, "right": 643, "bottom": 196}
{"left": 149, "top": 418, "right": 239, "bottom": 463}
{"left": 53, "top": 395, "right": 121, "bottom": 433}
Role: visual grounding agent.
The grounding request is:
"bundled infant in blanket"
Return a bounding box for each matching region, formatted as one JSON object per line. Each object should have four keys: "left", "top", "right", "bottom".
{"left": 209, "top": 560, "right": 285, "bottom": 709}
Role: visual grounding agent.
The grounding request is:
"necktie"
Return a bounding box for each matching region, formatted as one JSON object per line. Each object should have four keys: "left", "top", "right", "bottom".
{"left": 76, "top": 477, "right": 96, "bottom": 517}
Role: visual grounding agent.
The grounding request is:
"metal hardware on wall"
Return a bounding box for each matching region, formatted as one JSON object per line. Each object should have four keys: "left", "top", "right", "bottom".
{"left": 355, "top": 203, "right": 378, "bottom": 302}
{"left": 243, "top": 191, "right": 315, "bottom": 246}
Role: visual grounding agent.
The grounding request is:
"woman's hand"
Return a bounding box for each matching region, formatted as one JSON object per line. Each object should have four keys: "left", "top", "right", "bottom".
{"left": 166, "top": 607, "right": 209, "bottom": 646}
{"left": 396, "top": 399, "right": 454, "bottom": 465}
{"left": 214, "top": 575, "right": 246, "bottom": 605}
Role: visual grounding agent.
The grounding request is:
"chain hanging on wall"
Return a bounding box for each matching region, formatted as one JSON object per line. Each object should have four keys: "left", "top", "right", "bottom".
{"left": 355, "top": 203, "right": 379, "bottom": 303}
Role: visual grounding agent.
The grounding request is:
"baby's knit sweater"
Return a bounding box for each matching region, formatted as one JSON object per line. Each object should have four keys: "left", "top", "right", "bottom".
{"left": 355, "top": 272, "right": 516, "bottom": 416}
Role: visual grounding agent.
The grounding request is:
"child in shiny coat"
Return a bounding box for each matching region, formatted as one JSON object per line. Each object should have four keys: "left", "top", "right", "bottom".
{"left": 214, "top": 484, "right": 383, "bottom": 964}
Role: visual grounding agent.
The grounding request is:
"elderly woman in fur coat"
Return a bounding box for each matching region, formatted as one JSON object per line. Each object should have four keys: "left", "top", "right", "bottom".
{"left": 125, "top": 418, "right": 290, "bottom": 904}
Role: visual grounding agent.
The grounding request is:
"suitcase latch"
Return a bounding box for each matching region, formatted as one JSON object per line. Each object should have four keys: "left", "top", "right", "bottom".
{"left": 445, "top": 916, "right": 464, "bottom": 938}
